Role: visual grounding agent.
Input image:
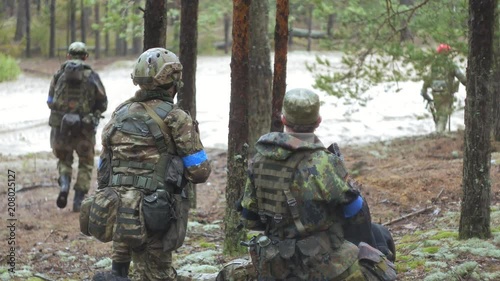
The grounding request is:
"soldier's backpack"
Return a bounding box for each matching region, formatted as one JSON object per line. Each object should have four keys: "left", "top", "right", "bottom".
{"left": 51, "top": 60, "right": 94, "bottom": 115}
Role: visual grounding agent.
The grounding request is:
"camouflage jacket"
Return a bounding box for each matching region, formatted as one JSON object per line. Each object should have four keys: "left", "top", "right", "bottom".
{"left": 47, "top": 59, "right": 107, "bottom": 115}
{"left": 242, "top": 132, "right": 360, "bottom": 238}
{"left": 99, "top": 89, "right": 211, "bottom": 190}
{"left": 421, "top": 56, "right": 466, "bottom": 98}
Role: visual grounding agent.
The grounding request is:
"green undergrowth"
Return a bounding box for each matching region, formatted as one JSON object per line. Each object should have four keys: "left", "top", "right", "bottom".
{"left": 395, "top": 208, "right": 500, "bottom": 280}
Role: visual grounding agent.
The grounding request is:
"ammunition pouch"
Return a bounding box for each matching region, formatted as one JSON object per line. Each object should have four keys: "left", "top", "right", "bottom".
{"left": 48, "top": 110, "right": 63, "bottom": 127}
{"left": 79, "top": 195, "right": 95, "bottom": 236}
{"left": 162, "top": 190, "right": 190, "bottom": 252}
{"left": 113, "top": 188, "right": 147, "bottom": 247}
{"left": 60, "top": 113, "right": 81, "bottom": 137}
{"left": 358, "top": 242, "right": 397, "bottom": 281}
{"left": 88, "top": 187, "right": 120, "bottom": 243}
{"left": 143, "top": 189, "right": 173, "bottom": 233}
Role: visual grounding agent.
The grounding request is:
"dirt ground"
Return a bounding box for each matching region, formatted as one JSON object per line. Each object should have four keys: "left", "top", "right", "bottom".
{"left": 0, "top": 60, "right": 498, "bottom": 280}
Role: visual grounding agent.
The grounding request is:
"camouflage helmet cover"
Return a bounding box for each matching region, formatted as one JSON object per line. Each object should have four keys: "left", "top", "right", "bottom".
{"left": 131, "top": 48, "right": 183, "bottom": 89}
{"left": 68, "top": 41, "right": 88, "bottom": 56}
{"left": 282, "top": 88, "right": 320, "bottom": 125}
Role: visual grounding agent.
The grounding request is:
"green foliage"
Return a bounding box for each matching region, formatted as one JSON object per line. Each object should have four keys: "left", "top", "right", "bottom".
{"left": 0, "top": 53, "right": 21, "bottom": 82}
{"left": 309, "top": 0, "right": 468, "bottom": 104}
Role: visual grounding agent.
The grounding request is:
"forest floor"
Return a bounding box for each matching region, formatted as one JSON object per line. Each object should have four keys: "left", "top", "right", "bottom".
{"left": 0, "top": 59, "right": 499, "bottom": 281}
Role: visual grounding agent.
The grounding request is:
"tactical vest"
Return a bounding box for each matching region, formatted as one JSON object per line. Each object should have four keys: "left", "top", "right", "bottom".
{"left": 103, "top": 100, "right": 175, "bottom": 193}
{"left": 52, "top": 61, "right": 94, "bottom": 115}
{"left": 253, "top": 150, "right": 319, "bottom": 236}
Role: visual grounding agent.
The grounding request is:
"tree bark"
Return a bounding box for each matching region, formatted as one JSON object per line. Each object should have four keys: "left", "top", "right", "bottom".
{"left": 14, "top": 0, "right": 27, "bottom": 41}
{"left": 179, "top": 0, "right": 199, "bottom": 209}
{"left": 143, "top": 0, "right": 168, "bottom": 50}
{"left": 25, "top": 0, "right": 31, "bottom": 57}
{"left": 271, "top": 0, "right": 289, "bottom": 133}
{"left": 81, "top": 0, "right": 86, "bottom": 43}
{"left": 70, "top": 0, "right": 76, "bottom": 43}
{"left": 459, "top": 0, "right": 494, "bottom": 240}
{"left": 399, "top": 0, "right": 414, "bottom": 41}
{"left": 104, "top": 0, "right": 109, "bottom": 56}
{"left": 224, "top": 0, "right": 251, "bottom": 256}
{"left": 49, "top": 0, "right": 56, "bottom": 58}
{"left": 132, "top": 0, "right": 143, "bottom": 55}
{"left": 248, "top": 0, "right": 272, "bottom": 156}
{"left": 94, "top": 1, "right": 100, "bottom": 59}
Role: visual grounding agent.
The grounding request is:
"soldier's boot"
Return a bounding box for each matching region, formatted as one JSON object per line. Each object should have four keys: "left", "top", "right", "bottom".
{"left": 73, "top": 189, "right": 86, "bottom": 212}
{"left": 56, "top": 174, "right": 71, "bottom": 208}
{"left": 112, "top": 261, "right": 130, "bottom": 278}
{"left": 92, "top": 271, "right": 130, "bottom": 281}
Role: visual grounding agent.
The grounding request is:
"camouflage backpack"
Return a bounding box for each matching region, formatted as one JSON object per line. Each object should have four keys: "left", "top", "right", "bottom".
{"left": 51, "top": 60, "right": 94, "bottom": 115}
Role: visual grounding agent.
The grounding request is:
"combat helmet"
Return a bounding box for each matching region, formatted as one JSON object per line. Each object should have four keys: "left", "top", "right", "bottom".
{"left": 131, "top": 48, "right": 183, "bottom": 90}
{"left": 68, "top": 41, "right": 88, "bottom": 58}
{"left": 282, "top": 88, "right": 320, "bottom": 127}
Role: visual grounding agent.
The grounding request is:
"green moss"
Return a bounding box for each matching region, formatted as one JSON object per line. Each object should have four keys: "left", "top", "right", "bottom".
{"left": 199, "top": 242, "right": 217, "bottom": 249}
{"left": 406, "top": 259, "right": 425, "bottom": 270}
{"left": 430, "top": 231, "right": 458, "bottom": 240}
{"left": 421, "top": 246, "right": 440, "bottom": 254}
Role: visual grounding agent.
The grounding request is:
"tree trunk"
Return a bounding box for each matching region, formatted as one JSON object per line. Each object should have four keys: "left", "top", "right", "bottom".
{"left": 25, "top": 0, "right": 31, "bottom": 57}
{"left": 81, "top": 0, "right": 86, "bottom": 43}
{"left": 14, "top": 0, "right": 26, "bottom": 41}
{"left": 94, "top": 2, "right": 100, "bottom": 59}
{"left": 179, "top": 0, "right": 199, "bottom": 209}
{"left": 271, "top": 0, "right": 289, "bottom": 133}
{"left": 327, "top": 13, "right": 335, "bottom": 38}
{"left": 306, "top": 4, "right": 313, "bottom": 51}
{"left": 248, "top": 0, "right": 272, "bottom": 156}
{"left": 224, "top": 0, "right": 251, "bottom": 256}
{"left": 132, "top": 0, "right": 142, "bottom": 55}
{"left": 70, "top": 0, "right": 76, "bottom": 43}
{"left": 399, "top": 0, "right": 414, "bottom": 41}
{"left": 224, "top": 13, "right": 230, "bottom": 54}
{"left": 104, "top": 0, "right": 109, "bottom": 56}
{"left": 143, "top": 0, "right": 168, "bottom": 50}
{"left": 4, "top": 0, "right": 15, "bottom": 17}
{"left": 459, "top": 0, "right": 494, "bottom": 240}
{"left": 49, "top": 0, "right": 56, "bottom": 58}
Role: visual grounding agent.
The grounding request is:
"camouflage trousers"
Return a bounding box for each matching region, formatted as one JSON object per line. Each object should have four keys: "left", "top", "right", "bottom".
{"left": 430, "top": 91, "right": 454, "bottom": 133}
{"left": 50, "top": 127, "right": 95, "bottom": 193}
{"left": 113, "top": 232, "right": 177, "bottom": 281}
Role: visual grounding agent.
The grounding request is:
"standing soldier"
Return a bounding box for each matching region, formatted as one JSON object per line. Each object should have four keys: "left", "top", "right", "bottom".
{"left": 92, "top": 48, "right": 211, "bottom": 280}
{"left": 47, "top": 41, "right": 107, "bottom": 212}
{"left": 239, "top": 88, "right": 396, "bottom": 280}
{"left": 420, "top": 43, "right": 467, "bottom": 133}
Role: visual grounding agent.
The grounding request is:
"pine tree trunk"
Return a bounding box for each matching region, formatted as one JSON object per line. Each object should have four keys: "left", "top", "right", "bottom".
{"left": 94, "top": 2, "right": 100, "bottom": 59}
{"left": 271, "top": 0, "right": 289, "bottom": 133}
{"left": 248, "top": 0, "right": 272, "bottom": 156}
{"left": 224, "top": 0, "right": 251, "bottom": 256}
{"left": 49, "top": 0, "right": 56, "bottom": 58}
{"left": 459, "top": 0, "right": 494, "bottom": 240}
{"left": 143, "top": 0, "right": 167, "bottom": 50}
{"left": 14, "top": 0, "right": 26, "bottom": 41}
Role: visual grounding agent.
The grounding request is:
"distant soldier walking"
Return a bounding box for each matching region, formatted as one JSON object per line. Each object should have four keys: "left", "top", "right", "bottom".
{"left": 420, "top": 43, "right": 466, "bottom": 133}
{"left": 47, "top": 42, "right": 107, "bottom": 212}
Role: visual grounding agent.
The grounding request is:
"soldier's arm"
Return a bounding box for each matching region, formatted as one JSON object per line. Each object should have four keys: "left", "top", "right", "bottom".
{"left": 454, "top": 67, "right": 467, "bottom": 86}
{"left": 167, "top": 108, "right": 211, "bottom": 184}
{"left": 420, "top": 77, "right": 433, "bottom": 102}
{"left": 47, "top": 70, "right": 62, "bottom": 109}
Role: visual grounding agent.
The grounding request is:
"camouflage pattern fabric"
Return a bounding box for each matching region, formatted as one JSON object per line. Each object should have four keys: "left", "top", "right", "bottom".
{"left": 47, "top": 59, "right": 107, "bottom": 195}
{"left": 50, "top": 126, "right": 95, "bottom": 193}
{"left": 420, "top": 55, "right": 466, "bottom": 133}
{"left": 241, "top": 132, "right": 364, "bottom": 280}
{"left": 100, "top": 88, "right": 211, "bottom": 281}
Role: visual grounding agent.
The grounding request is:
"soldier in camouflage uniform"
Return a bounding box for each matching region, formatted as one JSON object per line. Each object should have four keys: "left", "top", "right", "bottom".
{"left": 239, "top": 89, "right": 395, "bottom": 281}
{"left": 47, "top": 41, "right": 107, "bottom": 212}
{"left": 94, "top": 48, "right": 211, "bottom": 280}
{"left": 421, "top": 43, "right": 466, "bottom": 133}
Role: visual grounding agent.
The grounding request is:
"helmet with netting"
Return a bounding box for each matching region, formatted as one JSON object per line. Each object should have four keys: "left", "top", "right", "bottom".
{"left": 282, "top": 88, "right": 320, "bottom": 126}
{"left": 131, "top": 48, "right": 183, "bottom": 90}
{"left": 68, "top": 41, "right": 88, "bottom": 58}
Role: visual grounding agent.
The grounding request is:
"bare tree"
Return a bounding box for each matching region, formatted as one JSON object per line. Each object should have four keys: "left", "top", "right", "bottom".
{"left": 224, "top": 0, "right": 251, "bottom": 255}
{"left": 270, "top": 0, "right": 289, "bottom": 133}
{"left": 69, "top": 0, "right": 76, "bottom": 43}
{"left": 248, "top": 0, "right": 272, "bottom": 155}
{"left": 459, "top": 0, "right": 494, "bottom": 240}
{"left": 143, "top": 0, "right": 168, "bottom": 50}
